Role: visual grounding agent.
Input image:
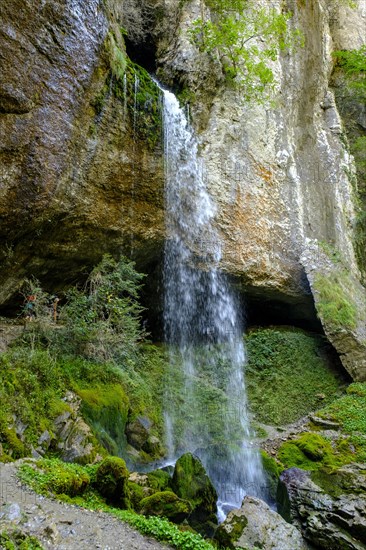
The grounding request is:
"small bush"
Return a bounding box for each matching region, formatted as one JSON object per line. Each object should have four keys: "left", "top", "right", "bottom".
{"left": 19, "top": 459, "right": 90, "bottom": 497}
{"left": 0, "top": 530, "right": 43, "bottom": 550}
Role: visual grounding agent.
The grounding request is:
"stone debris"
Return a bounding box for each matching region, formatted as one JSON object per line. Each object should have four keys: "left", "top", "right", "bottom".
{"left": 0, "top": 461, "right": 172, "bottom": 550}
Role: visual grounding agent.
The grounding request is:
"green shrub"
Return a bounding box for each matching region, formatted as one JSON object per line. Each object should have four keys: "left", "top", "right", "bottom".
{"left": 0, "top": 530, "right": 43, "bottom": 550}
{"left": 19, "top": 459, "right": 90, "bottom": 497}
{"left": 57, "top": 255, "right": 146, "bottom": 363}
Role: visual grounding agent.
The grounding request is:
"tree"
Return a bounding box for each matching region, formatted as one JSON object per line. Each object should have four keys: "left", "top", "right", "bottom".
{"left": 60, "top": 255, "right": 146, "bottom": 362}
{"left": 189, "top": 0, "right": 303, "bottom": 102}
{"left": 333, "top": 45, "right": 366, "bottom": 98}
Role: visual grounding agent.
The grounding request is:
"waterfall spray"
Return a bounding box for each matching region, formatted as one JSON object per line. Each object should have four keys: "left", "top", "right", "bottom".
{"left": 161, "top": 86, "right": 266, "bottom": 517}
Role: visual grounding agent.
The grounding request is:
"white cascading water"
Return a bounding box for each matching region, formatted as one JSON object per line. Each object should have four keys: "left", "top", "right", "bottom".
{"left": 161, "top": 86, "right": 267, "bottom": 518}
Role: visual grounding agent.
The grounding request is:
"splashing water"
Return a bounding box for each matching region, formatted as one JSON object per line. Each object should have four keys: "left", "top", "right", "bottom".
{"left": 161, "top": 86, "right": 266, "bottom": 516}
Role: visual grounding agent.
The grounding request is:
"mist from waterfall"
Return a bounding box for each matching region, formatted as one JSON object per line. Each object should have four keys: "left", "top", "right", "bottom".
{"left": 161, "top": 86, "right": 266, "bottom": 516}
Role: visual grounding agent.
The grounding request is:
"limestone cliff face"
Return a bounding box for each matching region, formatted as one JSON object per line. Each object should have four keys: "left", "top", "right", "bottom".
{"left": 142, "top": 0, "right": 366, "bottom": 378}
{"left": 0, "top": 1, "right": 365, "bottom": 376}
{"left": 0, "top": 0, "right": 164, "bottom": 305}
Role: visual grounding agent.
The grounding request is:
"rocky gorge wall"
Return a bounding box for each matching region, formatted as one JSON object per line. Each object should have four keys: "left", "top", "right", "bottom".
{"left": 0, "top": 0, "right": 365, "bottom": 377}
{"left": 0, "top": 0, "right": 165, "bottom": 307}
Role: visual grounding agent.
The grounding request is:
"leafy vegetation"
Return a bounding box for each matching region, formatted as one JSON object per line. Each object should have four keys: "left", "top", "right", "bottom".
{"left": 0, "top": 256, "right": 168, "bottom": 462}
{"left": 332, "top": 45, "right": 366, "bottom": 276}
{"left": 0, "top": 530, "right": 43, "bottom": 550}
{"left": 245, "top": 328, "right": 346, "bottom": 425}
{"left": 333, "top": 45, "right": 366, "bottom": 98}
{"left": 58, "top": 254, "right": 146, "bottom": 362}
{"left": 189, "top": 0, "right": 303, "bottom": 102}
{"left": 18, "top": 460, "right": 220, "bottom": 550}
{"left": 317, "top": 382, "right": 366, "bottom": 461}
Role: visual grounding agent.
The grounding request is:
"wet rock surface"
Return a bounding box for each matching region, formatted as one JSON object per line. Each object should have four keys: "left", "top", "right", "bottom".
{"left": 0, "top": 0, "right": 164, "bottom": 309}
{"left": 215, "top": 495, "right": 309, "bottom": 550}
{"left": 0, "top": 0, "right": 365, "bottom": 345}
{"left": 278, "top": 464, "right": 366, "bottom": 549}
{"left": 0, "top": 461, "right": 171, "bottom": 549}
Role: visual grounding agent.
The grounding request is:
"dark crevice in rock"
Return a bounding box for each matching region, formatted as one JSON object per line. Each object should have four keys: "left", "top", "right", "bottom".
{"left": 125, "top": 38, "right": 157, "bottom": 74}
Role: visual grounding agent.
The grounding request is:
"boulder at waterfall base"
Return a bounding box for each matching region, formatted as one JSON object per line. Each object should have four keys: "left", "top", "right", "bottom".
{"left": 215, "top": 495, "right": 308, "bottom": 550}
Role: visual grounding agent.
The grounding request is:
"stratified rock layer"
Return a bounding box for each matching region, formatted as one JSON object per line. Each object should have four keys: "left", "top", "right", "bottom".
{"left": 0, "top": 0, "right": 164, "bottom": 306}
{"left": 278, "top": 465, "right": 366, "bottom": 549}
{"left": 1, "top": 0, "right": 365, "bottom": 375}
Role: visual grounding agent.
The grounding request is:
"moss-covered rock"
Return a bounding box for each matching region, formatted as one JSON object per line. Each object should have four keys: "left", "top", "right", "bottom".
{"left": 171, "top": 453, "right": 217, "bottom": 536}
{"left": 146, "top": 469, "right": 172, "bottom": 492}
{"left": 139, "top": 491, "right": 192, "bottom": 523}
{"left": 128, "top": 481, "right": 148, "bottom": 511}
{"left": 214, "top": 511, "right": 248, "bottom": 549}
{"left": 260, "top": 450, "right": 284, "bottom": 500}
{"left": 79, "top": 384, "right": 129, "bottom": 456}
{"left": 277, "top": 432, "right": 355, "bottom": 472}
{"left": 216, "top": 495, "right": 307, "bottom": 550}
{"left": 94, "top": 456, "right": 130, "bottom": 508}
{"left": 278, "top": 464, "right": 366, "bottom": 548}
{"left": 0, "top": 427, "right": 26, "bottom": 459}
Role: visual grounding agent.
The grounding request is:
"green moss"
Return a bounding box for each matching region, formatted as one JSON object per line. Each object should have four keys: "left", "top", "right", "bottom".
{"left": 260, "top": 450, "right": 283, "bottom": 499}
{"left": 128, "top": 481, "right": 146, "bottom": 510}
{"left": 314, "top": 273, "right": 357, "bottom": 330}
{"left": 124, "top": 60, "right": 163, "bottom": 151}
{"left": 0, "top": 342, "right": 168, "bottom": 462}
{"left": 78, "top": 384, "right": 129, "bottom": 456}
{"left": 171, "top": 453, "right": 217, "bottom": 535}
{"left": 172, "top": 453, "right": 217, "bottom": 512}
{"left": 215, "top": 513, "right": 248, "bottom": 549}
{"left": 139, "top": 491, "right": 192, "bottom": 522}
{"left": 310, "top": 467, "right": 366, "bottom": 500}
{"left": 317, "top": 382, "right": 366, "bottom": 461}
{"left": 94, "top": 456, "right": 130, "bottom": 508}
{"left": 277, "top": 432, "right": 356, "bottom": 472}
{"left": 0, "top": 453, "right": 14, "bottom": 463}
{"left": 245, "top": 327, "right": 346, "bottom": 425}
{"left": 108, "top": 32, "right": 127, "bottom": 81}
{"left": 0, "top": 428, "right": 26, "bottom": 459}
{"left": 146, "top": 469, "right": 172, "bottom": 492}
{"left": 18, "top": 462, "right": 219, "bottom": 550}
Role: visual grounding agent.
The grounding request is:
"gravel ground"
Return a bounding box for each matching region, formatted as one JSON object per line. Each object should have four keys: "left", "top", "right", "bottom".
{"left": 0, "top": 461, "right": 172, "bottom": 550}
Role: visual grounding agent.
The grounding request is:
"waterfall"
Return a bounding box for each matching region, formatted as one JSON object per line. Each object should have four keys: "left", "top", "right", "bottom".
{"left": 161, "top": 86, "right": 267, "bottom": 516}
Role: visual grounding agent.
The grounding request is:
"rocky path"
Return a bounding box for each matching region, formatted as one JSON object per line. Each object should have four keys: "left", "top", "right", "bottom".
{"left": 0, "top": 461, "right": 172, "bottom": 550}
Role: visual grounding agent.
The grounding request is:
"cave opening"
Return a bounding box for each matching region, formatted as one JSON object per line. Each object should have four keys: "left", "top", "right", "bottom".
{"left": 124, "top": 37, "right": 157, "bottom": 74}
